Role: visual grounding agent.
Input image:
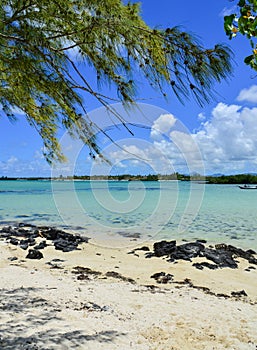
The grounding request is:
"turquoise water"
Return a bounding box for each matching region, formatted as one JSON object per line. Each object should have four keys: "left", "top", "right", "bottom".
{"left": 0, "top": 180, "right": 257, "bottom": 249}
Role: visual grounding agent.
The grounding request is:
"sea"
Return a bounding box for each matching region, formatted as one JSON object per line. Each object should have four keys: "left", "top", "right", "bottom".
{"left": 0, "top": 180, "right": 257, "bottom": 249}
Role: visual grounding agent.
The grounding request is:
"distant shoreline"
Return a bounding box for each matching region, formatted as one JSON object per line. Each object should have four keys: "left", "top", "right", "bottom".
{"left": 1, "top": 172, "right": 257, "bottom": 184}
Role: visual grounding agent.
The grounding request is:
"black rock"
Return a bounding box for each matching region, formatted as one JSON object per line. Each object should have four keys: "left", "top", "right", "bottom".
{"left": 40, "top": 227, "right": 88, "bottom": 243}
{"left": 33, "top": 226, "right": 89, "bottom": 252}
{"left": 145, "top": 252, "right": 155, "bottom": 258}
{"left": 247, "top": 256, "right": 257, "bottom": 264}
{"left": 105, "top": 271, "right": 135, "bottom": 283}
{"left": 51, "top": 258, "right": 65, "bottom": 262}
{"left": 246, "top": 249, "right": 256, "bottom": 255}
{"left": 192, "top": 263, "right": 204, "bottom": 270}
{"left": 135, "top": 246, "right": 150, "bottom": 252}
{"left": 0, "top": 231, "right": 11, "bottom": 238}
{"left": 193, "top": 262, "right": 218, "bottom": 270}
{"left": 1, "top": 223, "right": 89, "bottom": 254}
{"left": 28, "top": 237, "right": 36, "bottom": 246}
{"left": 77, "top": 274, "right": 90, "bottom": 280}
{"left": 54, "top": 238, "right": 78, "bottom": 252}
{"left": 168, "top": 251, "right": 192, "bottom": 262}
{"left": 1, "top": 226, "right": 13, "bottom": 233}
{"left": 20, "top": 238, "right": 29, "bottom": 245}
{"left": 74, "top": 234, "right": 89, "bottom": 244}
{"left": 196, "top": 239, "right": 207, "bottom": 244}
{"left": 72, "top": 266, "right": 102, "bottom": 276}
{"left": 202, "top": 247, "right": 238, "bottom": 269}
{"left": 29, "top": 233, "right": 39, "bottom": 239}
{"left": 150, "top": 272, "right": 173, "bottom": 284}
{"left": 26, "top": 249, "right": 44, "bottom": 259}
{"left": 41, "top": 227, "right": 60, "bottom": 240}
{"left": 229, "top": 245, "right": 257, "bottom": 265}
{"left": 153, "top": 240, "right": 176, "bottom": 257}
{"left": 231, "top": 290, "right": 247, "bottom": 297}
{"left": 34, "top": 240, "right": 47, "bottom": 250}
{"left": 215, "top": 244, "right": 257, "bottom": 265}
{"left": 167, "top": 242, "right": 205, "bottom": 262}
{"left": 149, "top": 239, "right": 257, "bottom": 270}
{"left": 8, "top": 256, "right": 18, "bottom": 261}
{"left": 17, "top": 228, "right": 29, "bottom": 234}
{"left": 9, "top": 237, "right": 19, "bottom": 245}
{"left": 150, "top": 272, "right": 166, "bottom": 279}
{"left": 176, "top": 242, "right": 205, "bottom": 259}
{"left": 128, "top": 246, "right": 150, "bottom": 256}
{"left": 20, "top": 242, "right": 29, "bottom": 250}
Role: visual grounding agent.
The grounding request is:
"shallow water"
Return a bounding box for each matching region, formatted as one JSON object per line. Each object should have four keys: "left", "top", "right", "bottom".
{"left": 0, "top": 180, "right": 257, "bottom": 249}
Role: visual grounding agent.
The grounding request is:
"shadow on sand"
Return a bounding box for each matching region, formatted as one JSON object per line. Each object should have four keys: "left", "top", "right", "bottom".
{"left": 0, "top": 287, "right": 125, "bottom": 349}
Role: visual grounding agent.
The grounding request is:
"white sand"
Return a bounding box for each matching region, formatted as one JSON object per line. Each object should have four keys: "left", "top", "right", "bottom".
{"left": 1, "top": 238, "right": 257, "bottom": 349}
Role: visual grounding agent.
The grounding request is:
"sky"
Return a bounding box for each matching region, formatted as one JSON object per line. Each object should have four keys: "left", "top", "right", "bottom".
{"left": 1, "top": 0, "right": 257, "bottom": 177}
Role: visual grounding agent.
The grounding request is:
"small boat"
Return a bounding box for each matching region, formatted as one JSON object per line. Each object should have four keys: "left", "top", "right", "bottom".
{"left": 239, "top": 185, "right": 257, "bottom": 189}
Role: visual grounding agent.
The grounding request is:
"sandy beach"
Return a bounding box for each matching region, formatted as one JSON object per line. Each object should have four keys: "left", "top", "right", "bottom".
{"left": 1, "top": 227, "right": 257, "bottom": 350}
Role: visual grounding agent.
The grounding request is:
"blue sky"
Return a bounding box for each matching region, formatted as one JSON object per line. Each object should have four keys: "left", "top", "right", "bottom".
{"left": 1, "top": 0, "right": 257, "bottom": 177}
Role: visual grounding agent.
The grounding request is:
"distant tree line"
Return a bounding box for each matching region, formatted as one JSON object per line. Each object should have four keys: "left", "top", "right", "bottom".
{"left": 1, "top": 173, "right": 257, "bottom": 184}
{"left": 206, "top": 174, "right": 257, "bottom": 184}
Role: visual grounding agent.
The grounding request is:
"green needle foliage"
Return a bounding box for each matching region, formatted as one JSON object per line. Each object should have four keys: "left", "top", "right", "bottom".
{"left": 0, "top": 0, "right": 233, "bottom": 163}
{"left": 224, "top": 0, "right": 257, "bottom": 70}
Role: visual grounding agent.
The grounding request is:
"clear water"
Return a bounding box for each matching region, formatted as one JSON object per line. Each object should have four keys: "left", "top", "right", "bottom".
{"left": 0, "top": 180, "right": 257, "bottom": 249}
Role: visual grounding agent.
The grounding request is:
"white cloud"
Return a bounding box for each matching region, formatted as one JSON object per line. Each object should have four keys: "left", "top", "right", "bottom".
{"left": 111, "top": 145, "right": 176, "bottom": 173}
{"left": 7, "top": 156, "right": 18, "bottom": 164}
{"left": 107, "top": 122, "right": 204, "bottom": 175}
{"left": 198, "top": 113, "right": 206, "bottom": 121}
{"left": 237, "top": 85, "right": 257, "bottom": 103}
{"left": 114, "top": 162, "right": 127, "bottom": 169}
{"left": 106, "top": 101, "right": 257, "bottom": 175}
{"left": 193, "top": 102, "right": 257, "bottom": 172}
{"left": 110, "top": 145, "right": 149, "bottom": 162}
{"left": 0, "top": 153, "right": 51, "bottom": 177}
{"left": 34, "top": 149, "right": 45, "bottom": 160}
{"left": 3, "top": 97, "right": 257, "bottom": 176}
{"left": 150, "top": 113, "right": 176, "bottom": 140}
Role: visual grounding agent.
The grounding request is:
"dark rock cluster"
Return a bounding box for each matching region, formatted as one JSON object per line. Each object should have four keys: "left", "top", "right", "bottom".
{"left": 72, "top": 266, "right": 102, "bottom": 281}
{"left": 72, "top": 266, "right": 136, "bottom": 284}
{"left": 105, "top": 271, "right": 136, "bottom": 284}
{"left": 36, "top": 226, "right": 89, "bottom": 252}
{"left": 26, "top": 249, "right": 44, "bottom": 260}
{"left": 146, "top": 240, "right": 257, "bottom": 270}
{"left": 0, "top": 223, "right": 89, "bottom": 259}
{"left": 150, "top": 272, "right": 174, "bottom": 284}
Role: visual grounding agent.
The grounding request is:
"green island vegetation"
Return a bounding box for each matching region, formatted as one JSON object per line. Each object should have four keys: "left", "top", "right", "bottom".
{"left": 206, "top": 173, "right": 257, "bottom": 184}
{"left": 1, "top": 173, "right": 257, "bottom": 184}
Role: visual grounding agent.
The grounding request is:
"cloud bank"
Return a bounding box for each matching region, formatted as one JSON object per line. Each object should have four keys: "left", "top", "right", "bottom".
{"left": 108, "top": 86, "right": 257, "bottom": 175}
{"left": 2, "top": 85, "right": 257, "bottom": 176}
